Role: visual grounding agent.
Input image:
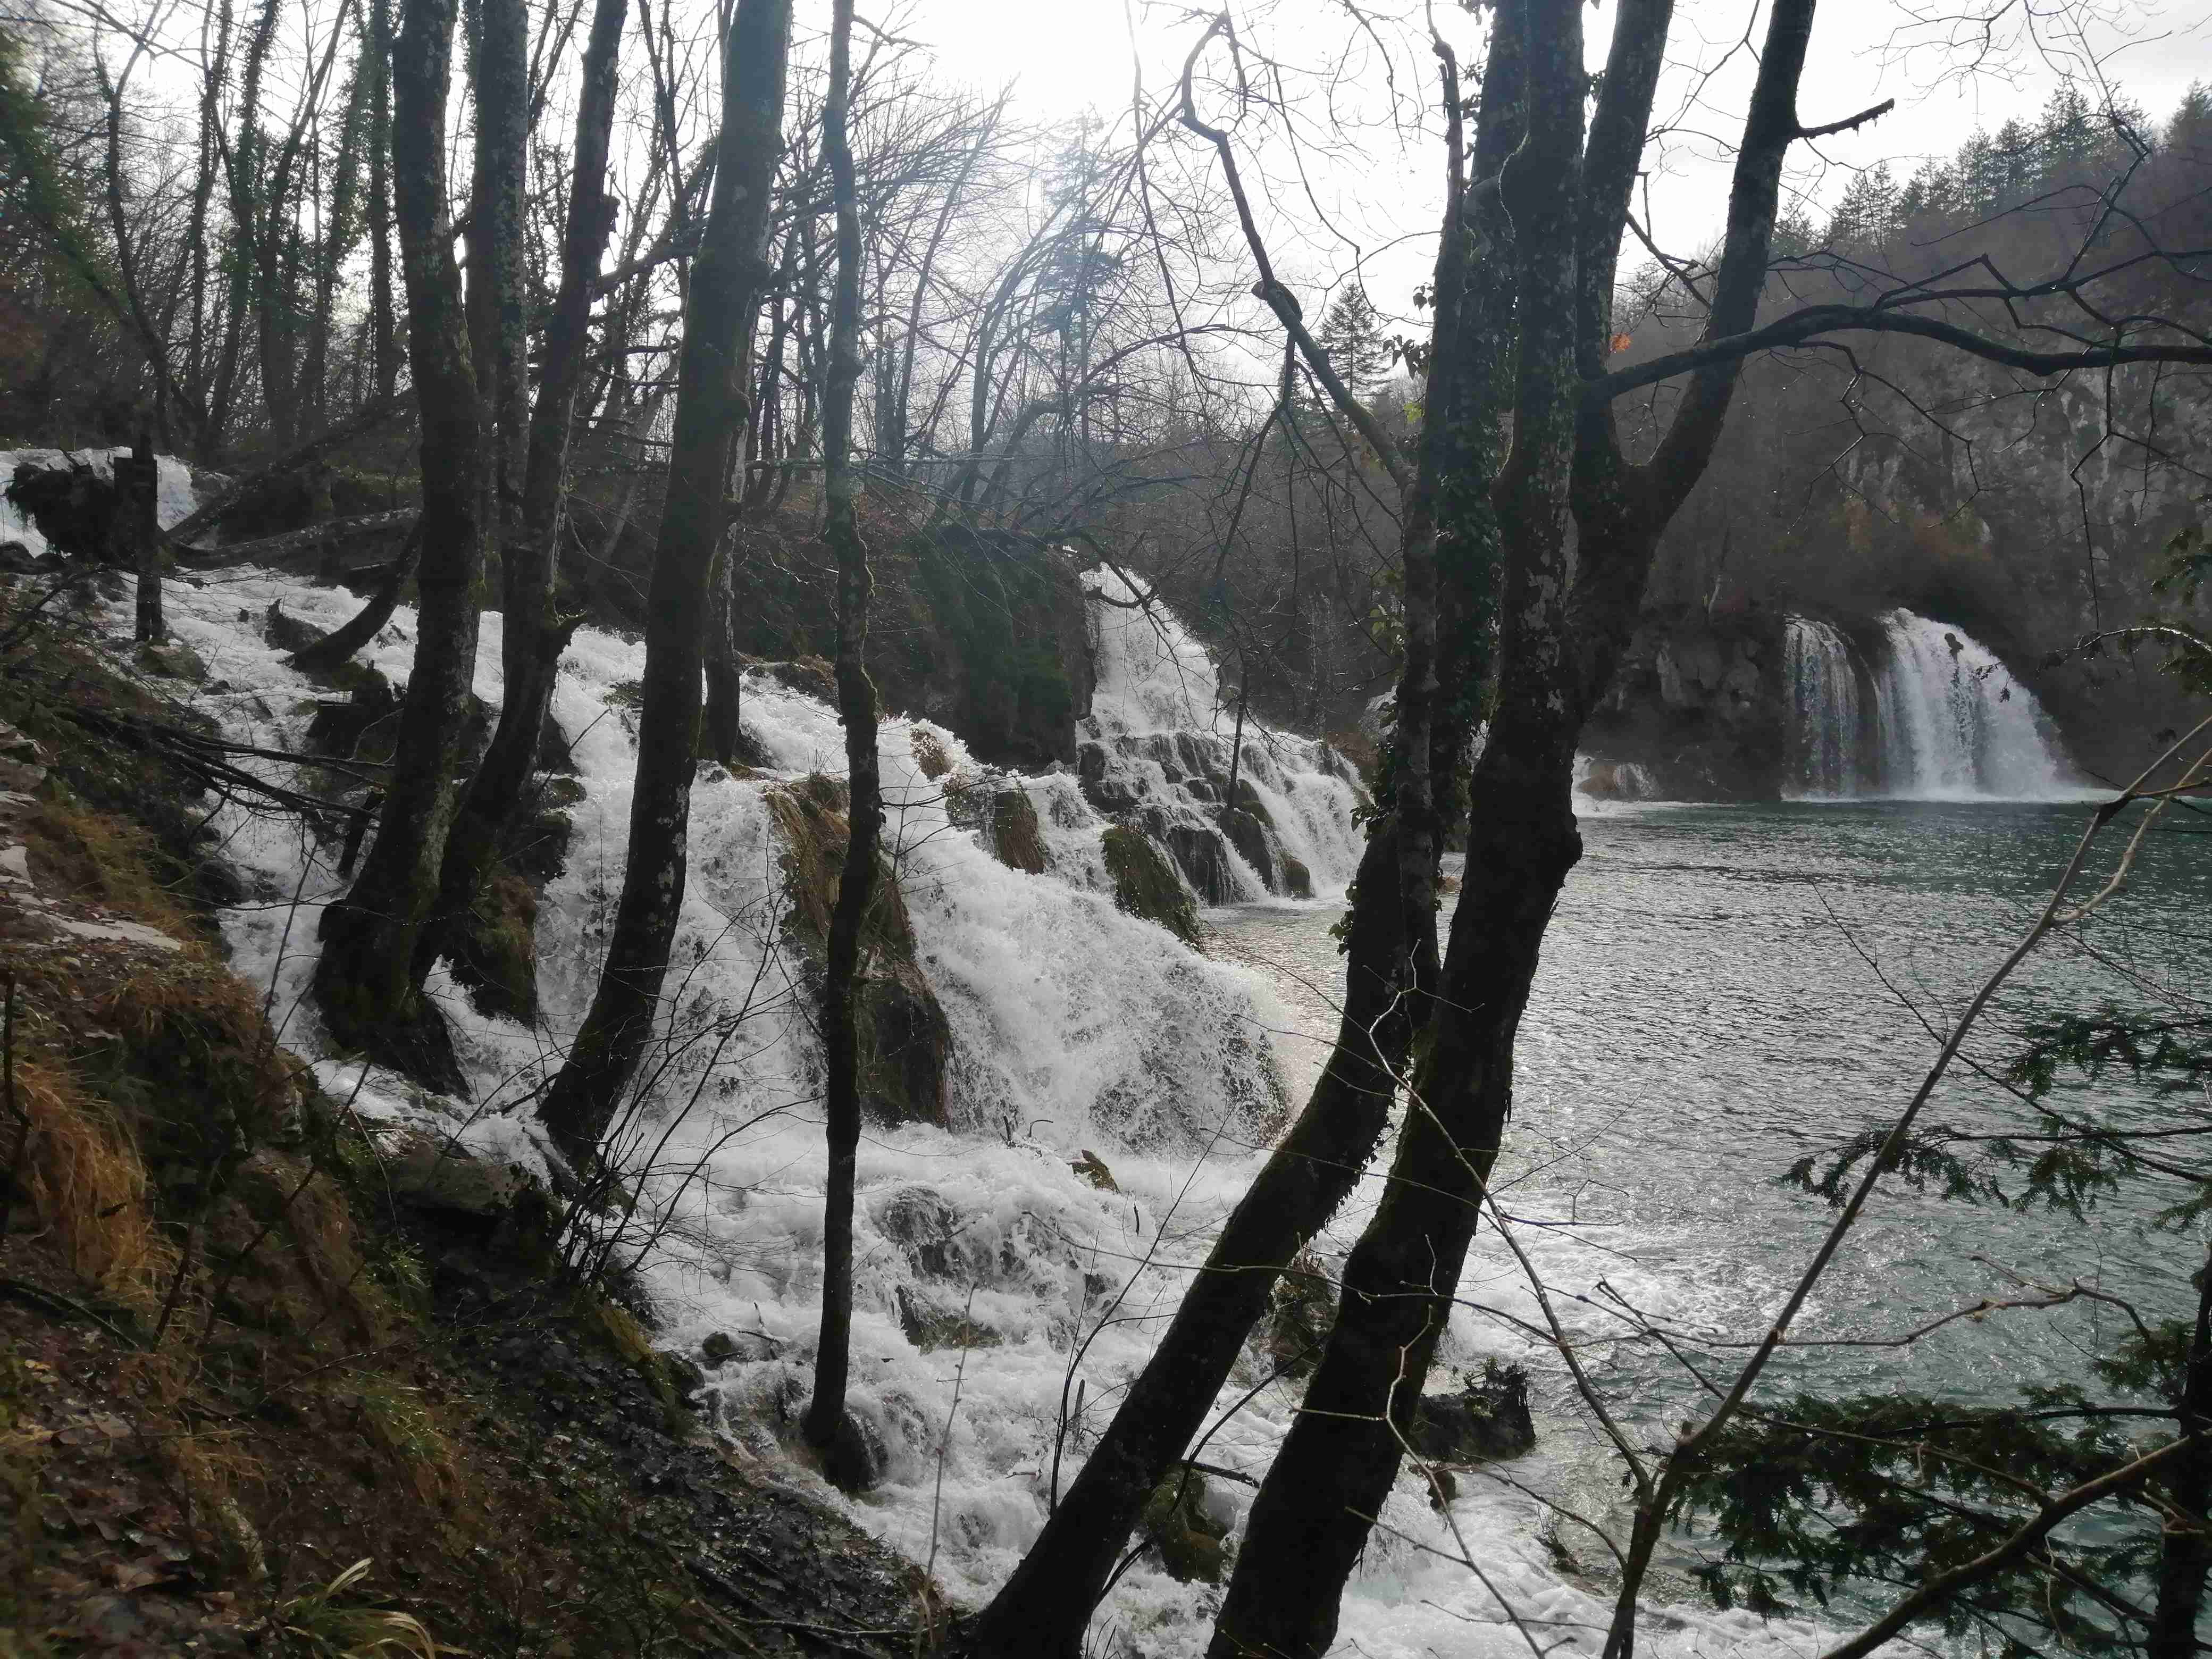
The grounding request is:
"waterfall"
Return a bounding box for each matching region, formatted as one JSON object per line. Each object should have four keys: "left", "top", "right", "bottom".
{"left": 1783, "top": 609, "right": 2077, "bottom": 800}
{"left": 1078, "top": 568, "right": 1367, "bottom": 899}
{"left": 1873, "top": 609, "right": 2074, "bottom": 799}
{"left": 1783, "top": 618, "right": 1869, "bottom": 799}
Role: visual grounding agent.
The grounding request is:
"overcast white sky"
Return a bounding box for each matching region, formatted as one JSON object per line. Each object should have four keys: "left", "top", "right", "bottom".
{"left": 882, "top": 0, "right": 2212, "bottom": 325}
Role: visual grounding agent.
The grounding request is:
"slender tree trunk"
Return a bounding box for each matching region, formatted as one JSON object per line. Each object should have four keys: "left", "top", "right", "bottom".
{"left": 535, "top": 0, "right": 792, "bottom": 1170}
{"left": 309, "top": 0, "right": 483, "bottom": 1094}
{"left": 124, "top": 428, "right": 163, "bottom": 642}
{"left": 800, "top": 0, "right": 876, "bottom": 1478}
{"left": 367, "top": 0, "right": 398, "bottom": 403}
{"left": 421, "top": 0, "right": 622, "bottom": 990}
{"left": 2148, "top": 1251, "right": 2212, "bottom": 1659}
{"left": 1205, "top": 5, "right": 1589, "bottom": 1652}
{"left": 956, "top": 27, "right": 1509, "bottom": 1655}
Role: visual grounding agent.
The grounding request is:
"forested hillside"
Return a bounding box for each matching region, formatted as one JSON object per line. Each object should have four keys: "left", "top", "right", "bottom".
{"left": 3, "top": 2, "right": 2212, "bottom": 1658}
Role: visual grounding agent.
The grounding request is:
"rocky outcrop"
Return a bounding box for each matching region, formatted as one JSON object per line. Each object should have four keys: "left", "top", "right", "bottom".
{"left": 1583, "top": 606, "right": 1787, "bottom": 800}
{"left": 727, "top": 524, "right": 1096, "bottom": 769}
{"left": 765, "top": 776, "right": 953, "bottom": 1127}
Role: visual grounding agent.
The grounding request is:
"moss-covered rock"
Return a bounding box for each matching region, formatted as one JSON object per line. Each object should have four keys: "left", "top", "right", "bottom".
{"left": 765, "top": 777, "right": 952, "bottom": 1126}
{"left": 1263, "top": 1250, "right": 1337, "bottom": 1378}
{"left": 1142, "top": 1468, "right": 1232, "bottom": 1584}
{"left": 1101, "top": 826, "right": 1199, "bottom": 944}
{"left": 1217, "top": 806, "right": 1277, "bottom": 892}
{"left": 1409, "top": 1360, "right": 1537, "bottom": 1465}
{"left": 1281, "top": 852, "right": 1313, "bottom": 899}
{"left": 723, "top": 519, "right": 1095, "bottom": 768}
{"left": 989, "top": 787, "right": 1047, "bottom": 874}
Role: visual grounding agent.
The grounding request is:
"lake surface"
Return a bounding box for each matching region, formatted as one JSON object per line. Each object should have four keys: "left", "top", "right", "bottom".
{"left": 1211, "top": 798, "right": 2212, "bottom": 1577}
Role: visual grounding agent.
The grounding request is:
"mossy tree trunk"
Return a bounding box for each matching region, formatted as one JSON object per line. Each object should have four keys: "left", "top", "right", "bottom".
{"left": 535, "top": 0, "right": 792, "bottom": 1170}
{"left": 802, "top": 0, "right": 878, "bottom": 1479}
{"left": 1209, "top": 4, "right": 1819, "bottom": 1653}
{"left": 425, "top": 0, "right": 625, "bottom": 984}
{"left": 310, "top": 0, "right": 483, "bottom": 1093}
{"left": 955, "top": 20, "right": 1509, "bottom": 1655}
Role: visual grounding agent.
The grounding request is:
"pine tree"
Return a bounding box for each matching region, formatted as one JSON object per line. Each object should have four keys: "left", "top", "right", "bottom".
{"left": 1314, "top": 282, "right": 1391, "bottom": 403}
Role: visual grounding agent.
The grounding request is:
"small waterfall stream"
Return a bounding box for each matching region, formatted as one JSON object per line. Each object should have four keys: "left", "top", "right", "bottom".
{"left": 1783, "top": 618, "right": 1870, "bottom": 798}
{"left": 1784, "top": 609, "right": 2076, "bottom": 800}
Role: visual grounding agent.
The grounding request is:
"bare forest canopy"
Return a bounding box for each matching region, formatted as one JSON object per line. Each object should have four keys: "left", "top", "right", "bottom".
{"left": 5, "top": 3, "right": 2212, "bottom": 1658}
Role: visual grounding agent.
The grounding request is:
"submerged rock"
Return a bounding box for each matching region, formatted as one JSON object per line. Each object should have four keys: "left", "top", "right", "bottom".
{"left": 1143, "top": 1468, "right": 1233, "bottom": 1583}
{"left": 1408, "top": 1360, "right": 1536, "bottom": 1465}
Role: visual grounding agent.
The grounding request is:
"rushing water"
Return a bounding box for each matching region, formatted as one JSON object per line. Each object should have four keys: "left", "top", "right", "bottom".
{"left": 1783, "top": 611, "right": 2077, "bottom": 800}
{"left": 1214, "top": 797, "right": 2212, "bottom": 1598}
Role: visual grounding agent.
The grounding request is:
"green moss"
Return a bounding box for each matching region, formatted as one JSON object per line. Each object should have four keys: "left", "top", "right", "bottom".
{"left": 989, "top": 787, "right": 1048, "bottom": 875}
{"left": 1102, "top": 826, "right": 1199, "bottom": 944}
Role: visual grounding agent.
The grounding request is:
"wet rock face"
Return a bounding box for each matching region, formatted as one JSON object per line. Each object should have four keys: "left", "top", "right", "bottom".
{"left": 726, "top": 526, "right": 1096, "bottom": 769}
{"left": 1408, "top": 1361, "right": 1537, "bottom": 1466}
{"left": 1585, "top": 607, "right": 1788, "bottom": 800}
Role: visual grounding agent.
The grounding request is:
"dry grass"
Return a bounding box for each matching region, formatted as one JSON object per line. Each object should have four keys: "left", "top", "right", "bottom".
{"left": 20, "top": 795, "right": 200, "bottom": 946}
{"left": 10, "top": 1055, "right": 172, "bottom": 1310}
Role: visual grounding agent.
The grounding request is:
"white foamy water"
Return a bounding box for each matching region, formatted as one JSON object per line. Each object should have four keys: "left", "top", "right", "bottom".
{"left": 1782, "top": 609, "right": 2084, "bottom": 802}
{"left": 0, "top": 447, "right": 199, "bottom": 557}
{"left": 23, "top": 466, "right": 1856, "bottom": 1657}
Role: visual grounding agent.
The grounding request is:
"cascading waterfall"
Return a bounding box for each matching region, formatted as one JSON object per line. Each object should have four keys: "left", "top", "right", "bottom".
{"left": 1783, "top": 617, "right": 1870, "bottom": 799}
{"left": 1873, "top": 609, "right": 2077, "bottom": 799}
{"left": 1077, "top": 567, "right": 1368, "bottom": 900}
{"left": 1783, "top": 608, "right": 2076, "bottom": 800}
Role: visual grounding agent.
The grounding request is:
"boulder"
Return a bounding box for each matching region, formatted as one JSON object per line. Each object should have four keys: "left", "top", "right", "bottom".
{"left": 1407, "top": 1361, "right": 1536, "bottom": 1466}
{"left": 375, "top": 1128, "right": 530, "bottom": 1217}
{"left": 1101, "top": 826, "right": 1199, "bottom": 943}
{"left": 1142, "top": 1469, "right": 1232, "bottom": 1584}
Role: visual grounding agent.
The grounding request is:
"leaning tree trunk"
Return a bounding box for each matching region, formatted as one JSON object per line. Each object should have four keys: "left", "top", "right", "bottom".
{"left": 424, "top": 0, "right": 625, "bottom": 995}
{"left": 1211, "top": 2, "right": 1817, "bottom": 1651}
{"left": 800, "top": 0, "right": 877, "bottom": 1484}
{"left": 309, "top": 0, "right": 483, "bottom": 1095}
{"left": 535, "top": 0, "right": 793, "bottom": 1171}
{"left": 953, "top": 23, "right": 1505, "bottom": 1656}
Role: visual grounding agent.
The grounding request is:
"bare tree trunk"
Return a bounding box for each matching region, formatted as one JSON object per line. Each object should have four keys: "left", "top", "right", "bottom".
{"left": 535, "top": 0, "right": 792, "bottom": 1170}
{"left": 123, "top": 429, "right": 163, "bottom": 642}
{"left": 800, "top": 0, "right": 875, "bottom": 1482}
{"left": 309, "top": 0, "right": 484, "bottom": 1095}
{"left": 421, "top": 0, "right": 622, "bottom": 993}
{"left": 2147, "top": 1248, "right": 2212, "bottom": 1659}
{"left": 701, "top": 535, "right": 743, "bottom": 763}
{"left": 1203, "top": 16, "right": 1587, "bottom": 1656}
{"left": 367, "top": 0, "right": 398, "bottom": 403}
{"left": 956, "top": 24, "right": 1502, "bottom": 1654}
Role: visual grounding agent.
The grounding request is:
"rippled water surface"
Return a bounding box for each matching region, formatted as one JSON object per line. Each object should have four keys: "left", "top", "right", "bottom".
{"left": 1215, "top": 798, "right": 2212, "bottom": 1473}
